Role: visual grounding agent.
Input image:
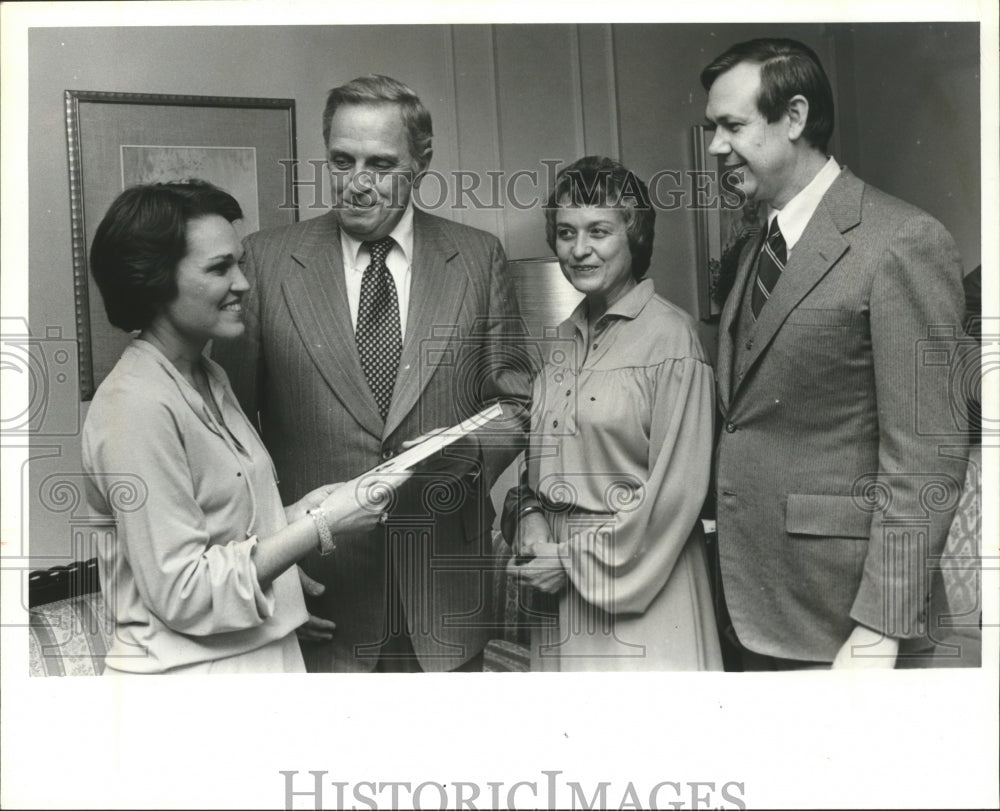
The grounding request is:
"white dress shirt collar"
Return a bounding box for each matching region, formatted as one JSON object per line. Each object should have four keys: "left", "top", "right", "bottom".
{"left": 767, "top": 156, "right": 841, "bottom": 252}
{"left": 339, "top": 203, "right": 415, "bottom": 338}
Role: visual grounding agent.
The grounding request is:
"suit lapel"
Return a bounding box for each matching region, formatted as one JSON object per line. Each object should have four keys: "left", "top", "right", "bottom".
{"left": 731, "top": 169, "right": 862, "bottom": 399}
{"left": 717, "top": 230, "right": 763, "bottom": 410}
{"left": 384, "top": 210, "right": 467, "bottom": 438}
{"left": 280, "top": 214, "right": 384, "bottom": 437}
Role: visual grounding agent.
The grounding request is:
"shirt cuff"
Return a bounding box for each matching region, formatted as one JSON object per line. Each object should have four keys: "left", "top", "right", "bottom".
{"left": 243, "top": 535, "right": 277, "bottom": 620}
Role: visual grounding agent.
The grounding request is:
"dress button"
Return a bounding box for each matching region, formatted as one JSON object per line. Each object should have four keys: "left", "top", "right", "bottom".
{"left": 566, "top": 390, "right": 571, "bottom": 396}
{"left": 553, "top": 419, "right": 559, "bottom": 428}
{"left": 725, "top": 422, "right": 737, "bottom": 433}
{"left": 382, "top": 449, "right": 394, "bottom": 460}
{"left": 592, "top": 343, "right": 598, "bottom": 350}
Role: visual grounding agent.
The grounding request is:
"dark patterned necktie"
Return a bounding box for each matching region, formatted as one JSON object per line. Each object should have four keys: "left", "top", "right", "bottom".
{"left": 751, "top": 218, "right": 787, "bottom": 318}
{"left": 355, "top": 237, "right": 401, "bottom": 420}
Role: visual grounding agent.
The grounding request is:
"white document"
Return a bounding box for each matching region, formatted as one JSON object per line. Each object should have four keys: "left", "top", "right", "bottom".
{"left": 366, "top": 402, "right": 505, "bottom": 475}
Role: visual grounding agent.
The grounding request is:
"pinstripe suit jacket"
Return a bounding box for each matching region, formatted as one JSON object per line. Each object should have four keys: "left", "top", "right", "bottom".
{"left": 213, "top": 208, "right": 530, "bottom": 672}
{"left": 714, "top": 168, "right": 969, "bottom": 662}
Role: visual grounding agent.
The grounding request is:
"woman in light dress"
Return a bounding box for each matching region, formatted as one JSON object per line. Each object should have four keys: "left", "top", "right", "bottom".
{"left": 504, "top": 156, "right": 722, "bottom": 671}
{"left": 83, "top": 181, "right": 395, "bottom": 674}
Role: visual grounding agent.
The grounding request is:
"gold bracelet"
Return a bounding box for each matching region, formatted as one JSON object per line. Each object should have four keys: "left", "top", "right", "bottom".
{"left": 308, "top": 508, "right": 336, "bottom": 556}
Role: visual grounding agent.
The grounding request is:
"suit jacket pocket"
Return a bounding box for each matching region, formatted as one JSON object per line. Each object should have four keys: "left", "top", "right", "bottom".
{"left": 786, "top": 493, "right": 870, "bottom": 539}
{"left": 784, "top": 308, "right": 852, "bottom": 327}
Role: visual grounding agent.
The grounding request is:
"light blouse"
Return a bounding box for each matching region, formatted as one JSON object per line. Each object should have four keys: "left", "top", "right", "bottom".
{"left": 513, "top": 279, "right": 716, "bottom": 616}
{"left": 82, "top": 339, "right": 307, "bottom": 673}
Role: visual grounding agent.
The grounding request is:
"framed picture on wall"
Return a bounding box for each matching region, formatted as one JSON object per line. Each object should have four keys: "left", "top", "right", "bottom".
{"left": 65, "top": 90, "right": 298, "bottom": 399}
{"left": 691, "top": 124, "right": 765, "bottom": 321}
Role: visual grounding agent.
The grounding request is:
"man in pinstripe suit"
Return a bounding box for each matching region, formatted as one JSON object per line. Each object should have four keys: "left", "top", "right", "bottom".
{"left": 703, "top": 39, "right": 969, "bottom": 669}
{"left": 215, "top": 75, "right": 530, "bottom": 672}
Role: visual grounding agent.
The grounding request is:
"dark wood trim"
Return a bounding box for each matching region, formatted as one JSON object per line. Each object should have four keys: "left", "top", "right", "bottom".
{"left": 28, "top": 557, "right": 101, "bottom": 608}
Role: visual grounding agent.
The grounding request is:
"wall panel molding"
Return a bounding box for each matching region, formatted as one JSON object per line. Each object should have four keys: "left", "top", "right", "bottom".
{"left": 449, "top": 24, "right": 506, "bottom": 247}
{"left": 578, "top": 23, "right": 620, "bottom": 160}
{"left": 568, "top": 25, "right": 587, "bottom": 160}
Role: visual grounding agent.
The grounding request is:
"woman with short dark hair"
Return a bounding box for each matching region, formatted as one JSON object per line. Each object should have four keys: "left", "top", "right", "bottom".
{"left": 504, "top": 157, "right": 722, "bottom": 671}
{"left": 83, "top": 180, "right": 393, "bottom": 674}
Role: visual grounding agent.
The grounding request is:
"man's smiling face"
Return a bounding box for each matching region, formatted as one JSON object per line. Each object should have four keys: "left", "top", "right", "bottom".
{"left": 705, "top": 60, "right": 798, "bottom": 209}
{"left": 326, "top": 102, "right": 424, "bottom": 241}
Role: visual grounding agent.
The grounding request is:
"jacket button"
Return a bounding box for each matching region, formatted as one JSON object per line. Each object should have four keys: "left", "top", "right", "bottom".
{"left": 382, "top": 449, "right": 394, "bottom": 460}
{"left": 725, "top": 422, "right": 737, "bottom": 433}
{"left": 745, "top": 339, "right": 753, "bottom": 350}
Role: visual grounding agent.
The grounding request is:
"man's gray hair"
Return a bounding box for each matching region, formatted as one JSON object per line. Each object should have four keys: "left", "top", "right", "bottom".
{"left": 322, "top": 74, "right": 433, "bottom": 167}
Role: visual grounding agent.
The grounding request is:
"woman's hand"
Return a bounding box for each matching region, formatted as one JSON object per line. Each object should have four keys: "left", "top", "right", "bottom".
{"left": 253, "top": 476, "right": 403, "bottom": 591}
{"left": 318, "top": 474, "right": 403, "bottom": 534}
{"left": 507, "top": 540, "right": 568, "bottom": 594}
{"left": 515, "top": 511, "right": 554, "bottom": 558}
{"left": 285, "top": 484, "right": 335, "bottom": 525}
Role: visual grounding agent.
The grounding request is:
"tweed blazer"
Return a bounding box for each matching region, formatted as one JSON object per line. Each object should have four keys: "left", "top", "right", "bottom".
{"left": 714, "top": 167, "right": 969, "bottom": 662}
{"left": 213, "top": 208, "right": 530, "bottom": 671}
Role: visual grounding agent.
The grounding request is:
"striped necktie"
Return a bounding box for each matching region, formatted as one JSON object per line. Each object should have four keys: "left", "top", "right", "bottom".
{"left": 751, "top": 218, "right": 786, "bottom": 318}
{"left": 355, "top": 237, "right": 401, "bottom": 420}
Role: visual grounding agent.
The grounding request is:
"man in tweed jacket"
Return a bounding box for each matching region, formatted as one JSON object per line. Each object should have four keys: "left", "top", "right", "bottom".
{"left": 702, "top": 39, "right": 969, "bottom": 668}
{"left": 215, "top": 75, "right": 530, "bottom": 672}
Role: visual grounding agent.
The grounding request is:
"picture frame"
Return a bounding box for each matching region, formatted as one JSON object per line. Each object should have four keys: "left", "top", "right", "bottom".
{"left": 691, "top": 124, "right": 765, "bottom": 320}
{"left": 65, "top": 90, "right": 299, "bottom": 399}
